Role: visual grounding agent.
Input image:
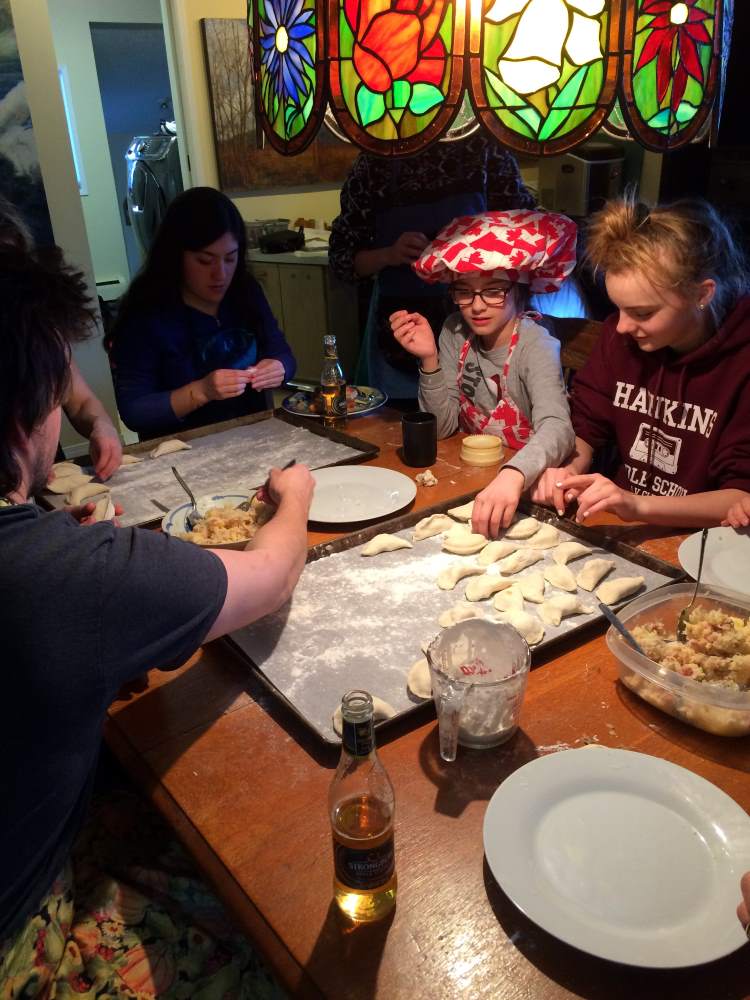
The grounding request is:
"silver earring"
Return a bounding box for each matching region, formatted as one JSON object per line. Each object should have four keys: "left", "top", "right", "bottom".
{"left": 699, "top": 303, "right": 705, "bottom": 310}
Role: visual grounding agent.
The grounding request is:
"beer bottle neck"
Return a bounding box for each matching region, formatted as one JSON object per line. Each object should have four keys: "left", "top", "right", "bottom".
{"left": 341, "top": 715, "right": 375, "bottom": 757}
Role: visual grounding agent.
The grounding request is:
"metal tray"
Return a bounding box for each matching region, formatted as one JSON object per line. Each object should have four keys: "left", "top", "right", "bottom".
{"left": 227, "top": 497, "right": 683, "bottom": 745}
{"left": 42, "top": 409, "right": 378, "bottom": 528}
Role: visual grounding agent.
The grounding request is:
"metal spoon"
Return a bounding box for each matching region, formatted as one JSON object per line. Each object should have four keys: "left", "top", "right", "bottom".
{"left": 597, "top": 600, "right": 647, "bottom": 656}
{"left": 676, "top": 527, "right": 709, "bottom": 642}
{"left": 171, "top": 466, "right": 202, "bottom": 530}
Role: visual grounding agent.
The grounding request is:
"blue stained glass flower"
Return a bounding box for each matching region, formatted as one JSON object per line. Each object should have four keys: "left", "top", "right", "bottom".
{"left": 259, "top": 0, "right": 315, "bottom": 105}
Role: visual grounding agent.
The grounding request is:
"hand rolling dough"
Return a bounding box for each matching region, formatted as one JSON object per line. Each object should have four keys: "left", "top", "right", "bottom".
{"left": 412, "top": 513, "right": 455, "bottom": 541}
{"left": 437, "top": 562, "right": 484, "bottom": 591}
{"left": 361, "top": 533, "right": 413, "bottom": 556}
{"left": 149, "top": 439, "right": 191, "bottom": 458}
{"left": 543, "top": 563, "right": 577, "bottom": 593}
{"left": 576, "top": 558, "right": 616, "bottom": 592}
{"left": 596, "top": 576, "right": 645, "bottom": 605}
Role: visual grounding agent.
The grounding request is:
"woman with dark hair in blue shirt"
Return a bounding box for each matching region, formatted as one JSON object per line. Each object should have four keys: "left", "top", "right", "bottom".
{"left": 107, "top": 187, "right": 296, "bottom": 438}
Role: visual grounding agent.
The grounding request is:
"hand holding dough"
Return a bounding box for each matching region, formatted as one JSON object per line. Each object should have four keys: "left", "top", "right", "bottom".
{"left": 442, "top": 523, "right": 488, "bottom": 556}
{"left": 91, "top": 496, "right": 116, "bottom": 522}
{"left": 448, "top": 499, "right": 475, "bottom": 522}
{"left": 505, "top": 516, "right": 540, "bottom": 540}
{"left": 412, "top": 513, "right": 454, "bottom": 541}
{"left": 362, "top": 533, "right": 413, "bottom": 556}
{"left": 477, "top": 539, "right": 517, "bottom": 565}
{"left": 524, "top": 522, "right": 560, "bottom": 549}
{"left": 543, "top": 563, "right": 577, "bottom": 593}
{"left": 407, "top": 657, "right": 432, "bottom": 699}
{"left": 499, "top": 548, "right": 543, "bottom": 576}
{"left": 552, "top": 541, "right": 592, "bottom": 565}
{"left": 519, "top": 572, "right": 545, "bottom": 603}
{"left": 333, "top": 696, "right": 396, "bottom": 736}
{"left": 493, "top": 584, "right": 524, "bottom": 613}
{"left": 497, "top": 609, "right": 545, "bottom": 645}
{"left": 539, "top": 593, "right": 594, "bottom": 626}
{"left": 65, "top": 481, "right": 111, "bottom": 506}
{"left": 438, "top": 603, "right": 484, "bottom": 628}
{"left": 150, "top": 439, "right": 192, "bottom": 458}
{"left": 596, "top": 576, "right": 645, "bottom": 605}
{"left": 437, "top": 562, "right": 484, "bottom": 591}
{"left": 576, "top": 558, "right": 616, "bottom": 592}
{"left": 464, "top": 574, "right": 511, "bottom": 602}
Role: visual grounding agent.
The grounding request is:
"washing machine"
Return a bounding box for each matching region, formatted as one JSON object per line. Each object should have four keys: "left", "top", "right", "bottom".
{"left": 125, "top": 133, "right": 183, "bottom": 256}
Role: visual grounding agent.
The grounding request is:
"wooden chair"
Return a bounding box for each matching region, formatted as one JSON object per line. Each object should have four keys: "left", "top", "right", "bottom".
{"left": 540, "top": 315, "right": 603, "bottom": 385}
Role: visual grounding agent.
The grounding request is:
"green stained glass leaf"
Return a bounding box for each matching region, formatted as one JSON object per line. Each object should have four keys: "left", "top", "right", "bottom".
{"left": 499, "top": 109, "right": 535, "bottom": 140}
{"left": 517, "top": 106, "right": 541, "bottom": 132}
{"left": 550, "top": 65, "right": 588, "bottom": 113}
{"left": 484, "top": 68, "right": 525, "bottom": 108}
{"left": 356, "top": 84, "right": 386, "bottom": 128}
{"left": 409, "top": 83, "right": 444, "bottom": 114}
{"left": 647, "top": 102, "right": 698, "bottom": 131}
{"left": 538, "top": 107, "right": 569, "bottom": 141}
{"left": 393, "top": 80, "right": 411, "bottom": 109}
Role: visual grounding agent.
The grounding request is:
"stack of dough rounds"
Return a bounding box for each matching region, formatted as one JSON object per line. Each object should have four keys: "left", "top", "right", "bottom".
{"left": 460, "top": 434, "right": 503, "bottom": 467}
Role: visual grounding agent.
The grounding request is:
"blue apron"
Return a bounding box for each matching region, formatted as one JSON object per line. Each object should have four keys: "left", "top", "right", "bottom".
{"left": 358, "top": 170, "right": 486, "bottom": 398}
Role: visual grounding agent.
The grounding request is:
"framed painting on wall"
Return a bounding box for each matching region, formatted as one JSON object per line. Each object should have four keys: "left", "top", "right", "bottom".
{"left": 201, "top": 18, "right": 357, "bottom": 194}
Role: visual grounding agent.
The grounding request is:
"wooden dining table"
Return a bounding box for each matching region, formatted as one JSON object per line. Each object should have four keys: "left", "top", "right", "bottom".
{"left": 105, "top": 409, "right": 750, "bottom": 1000}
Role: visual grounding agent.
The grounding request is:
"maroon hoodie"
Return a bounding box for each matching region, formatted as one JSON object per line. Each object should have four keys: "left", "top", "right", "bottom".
{"left": 571, "top": 296, "right": 750, "bottom": 498}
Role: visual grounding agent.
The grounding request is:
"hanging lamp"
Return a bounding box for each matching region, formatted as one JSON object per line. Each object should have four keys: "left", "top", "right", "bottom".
{"left": 249, "top": 0, "right": 733, "bottom": 155}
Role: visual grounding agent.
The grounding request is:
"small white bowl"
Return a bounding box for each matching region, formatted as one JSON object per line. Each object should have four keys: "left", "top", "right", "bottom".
{"left": 162, "top": 492, "right": 255, "bottom": 550}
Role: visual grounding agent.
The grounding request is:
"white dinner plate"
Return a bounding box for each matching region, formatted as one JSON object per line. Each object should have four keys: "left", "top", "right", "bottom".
{"left": 678, "top": 526, "right": 750, "bottom": 597}
{"left": 309, "top": 466, "right": 416, "bottom": 523}
{"left": 483, "top": 746, "right": 750, "bottom": 968}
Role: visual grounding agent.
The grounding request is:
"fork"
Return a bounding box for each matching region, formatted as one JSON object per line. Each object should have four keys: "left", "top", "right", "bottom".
{"left": 238, "top": 459, "right": 297, "bottom": 510}
{"left": 171, "top": 466, "right": 202, "bottom": 530}
{"left": 676, "top": 527, "right": 709, "bottom": 642}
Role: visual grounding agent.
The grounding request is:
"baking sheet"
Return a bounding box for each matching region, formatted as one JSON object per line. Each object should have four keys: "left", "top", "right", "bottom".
{"left": 44, "top": 413, "right": 376, "bottom": 528}
{"left": 228, "top": 503, "right": 680, "bottom": 744}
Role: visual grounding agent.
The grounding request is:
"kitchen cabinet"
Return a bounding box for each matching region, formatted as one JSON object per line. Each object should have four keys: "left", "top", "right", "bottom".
{"left": 249, "top": 253, "right": 360, "bottom": 382}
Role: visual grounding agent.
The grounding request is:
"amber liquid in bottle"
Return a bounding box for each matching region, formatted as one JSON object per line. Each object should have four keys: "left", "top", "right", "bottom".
{"left": 320, "top": 334, "right": 347, "bottom": 425}
{"left": 330, "top": 691, "right": 397, "bottom": 922}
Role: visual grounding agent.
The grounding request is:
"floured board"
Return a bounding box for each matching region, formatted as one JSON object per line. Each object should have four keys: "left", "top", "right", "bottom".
{"left": 43, "top": 414, "right": 376, "bottom": 528}
{"left": 228, "top": 506, "right": 678, "bottom": 744}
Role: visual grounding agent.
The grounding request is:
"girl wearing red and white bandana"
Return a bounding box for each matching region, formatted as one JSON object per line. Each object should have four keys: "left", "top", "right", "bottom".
{"left": 390, "top": 210, "right": 578, "bottom": 538}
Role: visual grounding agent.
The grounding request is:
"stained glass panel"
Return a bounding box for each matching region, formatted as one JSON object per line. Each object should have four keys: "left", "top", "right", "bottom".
{"left": 469, "top": 0, "right": 622, "bottom": 156}
{"left": 249, "top": 0, "right": 327, "bottom": 153}
{"left": 620, "top": 0, "right": 726, "bottom": 151}
{"left": 327, "top": 0, "right": 466, "bottom": 154}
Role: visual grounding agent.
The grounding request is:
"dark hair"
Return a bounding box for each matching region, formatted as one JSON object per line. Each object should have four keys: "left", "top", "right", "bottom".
{"left": 0, "top": 201, "right": 95, "bottom": 495}
{"left": 107, "top": 187, "right": 253, "bottom": 354}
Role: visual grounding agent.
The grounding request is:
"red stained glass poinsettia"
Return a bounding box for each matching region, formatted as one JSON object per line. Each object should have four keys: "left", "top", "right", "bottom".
{"left": 636, "top": 0, "right": 711, "bottom": 113}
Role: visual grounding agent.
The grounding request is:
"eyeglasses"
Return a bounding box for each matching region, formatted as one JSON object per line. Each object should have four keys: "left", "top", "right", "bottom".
{"left": 450, "top": 285, "right": 512, "bottom": 307}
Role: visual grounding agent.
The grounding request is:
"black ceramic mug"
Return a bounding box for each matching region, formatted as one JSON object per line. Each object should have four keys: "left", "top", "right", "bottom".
{"left": 402, "top": 411, "right": 437, "bottom": 467}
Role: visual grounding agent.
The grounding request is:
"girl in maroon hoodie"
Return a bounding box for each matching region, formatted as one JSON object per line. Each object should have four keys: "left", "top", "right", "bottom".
{"left": 533, "top": 197, "right": 750, "bottom": 527}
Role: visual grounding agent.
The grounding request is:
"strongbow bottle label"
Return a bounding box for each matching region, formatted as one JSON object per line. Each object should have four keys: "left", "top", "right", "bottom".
{"left": 334, "top": 836, "right": 395, "bottom": 891}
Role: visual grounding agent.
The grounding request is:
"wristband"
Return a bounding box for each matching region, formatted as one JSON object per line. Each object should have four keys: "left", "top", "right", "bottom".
{"left": 419, "top": 364, "right": 441, "bottom": 375}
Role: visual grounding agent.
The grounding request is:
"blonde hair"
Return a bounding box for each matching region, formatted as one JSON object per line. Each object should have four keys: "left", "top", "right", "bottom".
{"left": 586, "top": 194, "right": 748, "bottom": 327}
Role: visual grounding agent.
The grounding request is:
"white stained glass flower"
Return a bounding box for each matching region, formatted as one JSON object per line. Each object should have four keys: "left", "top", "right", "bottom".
{"left": 487, "top": 0, "right": 605, "bottom": 96}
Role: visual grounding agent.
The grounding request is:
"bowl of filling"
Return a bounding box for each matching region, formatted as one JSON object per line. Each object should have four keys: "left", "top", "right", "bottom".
{"left": 606, "top": 582, "right": 750, "bottom": 736}
{"left": 162, "top": 491, "right": 275, "bottom": 550}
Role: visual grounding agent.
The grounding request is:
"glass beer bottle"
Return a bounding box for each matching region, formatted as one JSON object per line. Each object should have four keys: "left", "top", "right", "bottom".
{"left": 319, "top": 334, "right": 347, "bottom": 423}
{"left": 329, "top": 690, "right": 397, "bottom": 922}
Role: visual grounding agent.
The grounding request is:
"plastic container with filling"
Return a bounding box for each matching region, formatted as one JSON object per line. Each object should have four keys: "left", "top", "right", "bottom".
{"left": 606, "top": 582, "right": 750, "bottom": 737}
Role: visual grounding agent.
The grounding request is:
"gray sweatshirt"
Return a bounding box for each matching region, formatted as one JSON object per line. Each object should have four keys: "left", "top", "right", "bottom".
{"left": 418, "top": 313, "right": 575, "bottom": 485}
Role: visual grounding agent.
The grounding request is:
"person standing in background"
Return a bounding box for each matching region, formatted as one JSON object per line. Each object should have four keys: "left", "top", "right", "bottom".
{"left": 329, "top": 133, "right": 536, "bottom": 406}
